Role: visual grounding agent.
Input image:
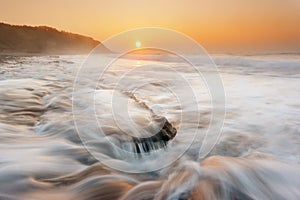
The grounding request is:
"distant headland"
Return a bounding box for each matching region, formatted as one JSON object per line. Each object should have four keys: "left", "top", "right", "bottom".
{"left": 0, "top": 22, "right": 110, "bottom": 55}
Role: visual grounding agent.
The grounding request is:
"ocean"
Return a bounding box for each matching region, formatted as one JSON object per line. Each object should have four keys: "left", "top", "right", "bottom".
{"left": 0, "top": 53, "right": 299, "bottom": 199}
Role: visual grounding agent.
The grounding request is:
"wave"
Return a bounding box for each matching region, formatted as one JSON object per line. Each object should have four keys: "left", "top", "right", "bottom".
{"left": 0, "top": 55, "right": 299, "bottom": 199}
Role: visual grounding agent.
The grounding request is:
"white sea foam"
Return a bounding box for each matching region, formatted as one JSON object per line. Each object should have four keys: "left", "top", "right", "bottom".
{"left": 0, "top": 53, "right": 299, "bottom": 199}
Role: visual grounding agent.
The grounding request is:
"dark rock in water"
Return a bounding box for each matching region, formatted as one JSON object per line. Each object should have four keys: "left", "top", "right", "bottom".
{"left": 132, "top": 115, "right": 177, "bottom": 153}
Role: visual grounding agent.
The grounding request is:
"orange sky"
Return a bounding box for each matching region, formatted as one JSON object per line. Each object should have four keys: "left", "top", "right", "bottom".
{"left": 1, "top": 0, "right": 300, "bottom": 52}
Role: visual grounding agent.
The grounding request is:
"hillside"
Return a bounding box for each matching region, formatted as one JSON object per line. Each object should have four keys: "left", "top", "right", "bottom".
{"left": 0, "top": 23, "right": 110, "bottom": 54}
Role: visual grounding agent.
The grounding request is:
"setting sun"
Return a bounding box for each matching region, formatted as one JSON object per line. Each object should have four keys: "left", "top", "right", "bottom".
{"left": 135, "top": 40, "right": 141, "bottom": 48}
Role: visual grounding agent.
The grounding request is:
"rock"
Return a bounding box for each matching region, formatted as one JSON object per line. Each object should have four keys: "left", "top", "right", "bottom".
{"left": 132, "top": 115, "right": 177, "bottom": 153}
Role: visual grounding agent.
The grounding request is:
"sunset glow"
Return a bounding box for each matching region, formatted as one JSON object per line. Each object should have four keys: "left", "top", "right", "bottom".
{"left": 1, "top": 0, "right": 300, "bottom": 52}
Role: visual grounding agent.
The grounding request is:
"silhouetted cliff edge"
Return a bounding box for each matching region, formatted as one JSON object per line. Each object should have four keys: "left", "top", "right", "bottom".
{"left": 0, "top": 22, "right": 110, "bottom": 54}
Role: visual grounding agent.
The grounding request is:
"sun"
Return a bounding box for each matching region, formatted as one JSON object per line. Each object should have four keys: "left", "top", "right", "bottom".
{"left": 135, "top": 40, "right": 141, "bottom": 48}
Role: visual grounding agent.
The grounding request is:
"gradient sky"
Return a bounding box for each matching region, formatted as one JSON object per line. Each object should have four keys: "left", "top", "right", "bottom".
{"left": 1, "top": 0, "right": 300, "bottom": 52}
